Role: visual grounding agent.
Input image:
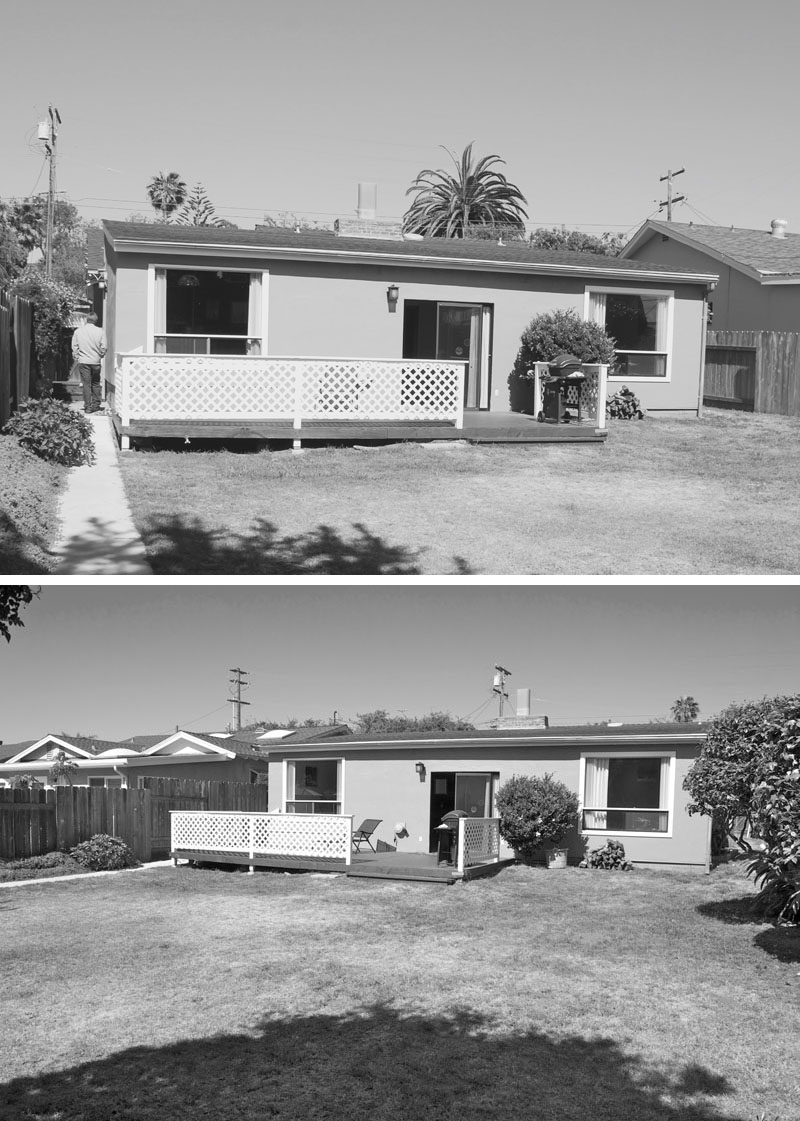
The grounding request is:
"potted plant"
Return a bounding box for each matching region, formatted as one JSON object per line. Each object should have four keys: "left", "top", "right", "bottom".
{"left": 496, "top": 772, "right": 580, "bottom": 868}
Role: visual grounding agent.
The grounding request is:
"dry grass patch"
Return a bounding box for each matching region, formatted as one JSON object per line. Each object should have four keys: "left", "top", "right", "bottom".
{"left": 1, "top": 861, "right": 799, "bottom": 1120}
{"left": 118, "top": 410, "right": 800, "bottom": 574}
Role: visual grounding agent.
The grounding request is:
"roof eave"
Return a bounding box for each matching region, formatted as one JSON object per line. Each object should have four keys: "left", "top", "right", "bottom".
{"left": 107, "top": 235, "right": 716, "bottom": 285}
{"left": 269, "top": 731, "right": 708, "bottom": 754}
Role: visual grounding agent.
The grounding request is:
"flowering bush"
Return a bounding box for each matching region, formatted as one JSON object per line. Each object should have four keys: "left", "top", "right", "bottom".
{"left": 70, "top": 834, "right": 139, "bottom": 871}
{"left": 496, "top": 773, "right": 580, "bottom": 861}
{"left": 5, "top": 397, "right": 95, "bottom": 466}
{"left": 579, "top": 839, "right": 634, "bottom": 871}
{"left": 9, "top": 270, "right": 82, "bottom": 369}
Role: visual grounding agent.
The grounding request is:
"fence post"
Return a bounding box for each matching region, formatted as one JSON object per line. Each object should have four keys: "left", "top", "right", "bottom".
{"left": 532, "top": 363, "right": 548, "bottom": 418}
{"left": 595, "top": 364, "right": 608, "bottom": 430}
{"left": 248, "top": 814, "right": 255, "bottom": 874}
{"left": 455, "top": 364, "right": 465, "bottom": 429}
{"left": 457, "top": 817, "right": 466, "bottom": 876}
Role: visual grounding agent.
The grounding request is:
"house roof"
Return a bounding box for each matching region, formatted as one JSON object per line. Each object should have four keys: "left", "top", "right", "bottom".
{"left": 267, "top": 722, "right": 708, "bottom": 753}
{"left": 86, "top": 226, "right": 106, "bottom": 271}
{"left": 102, "top": 221, "right": 717, "bottom": 286}
{"left": 621, "top": 220, "right": 800, "bottom": 283}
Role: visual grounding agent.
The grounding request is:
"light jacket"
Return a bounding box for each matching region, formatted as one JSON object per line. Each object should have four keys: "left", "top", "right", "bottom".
{"left": 72, "top": 323, "right": 107, "bottom": 365}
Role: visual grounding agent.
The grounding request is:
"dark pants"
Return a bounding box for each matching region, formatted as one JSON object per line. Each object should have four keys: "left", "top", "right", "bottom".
{"left": 78, "top": 364, "right": 102, "bottom": 412}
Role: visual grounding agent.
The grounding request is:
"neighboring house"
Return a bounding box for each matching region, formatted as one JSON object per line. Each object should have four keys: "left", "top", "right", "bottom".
{"left": 101, "top": 209, "right": 716, "bottom": 446}
{"left": 265, "top": 723, "right": 711, "bottom": 870}
{"left": 85, "top": 225, "right": 107, "bottom": 325}
{"left": 621, "top": 218, "right": 800, "bottom": 414}
{"left": 0, "top": 731, "right": 271, "bottom": 787}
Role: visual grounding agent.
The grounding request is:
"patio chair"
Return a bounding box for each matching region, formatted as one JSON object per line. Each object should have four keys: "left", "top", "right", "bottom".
{"left": 352, "top": 818, "right": 382, "bottom": 853}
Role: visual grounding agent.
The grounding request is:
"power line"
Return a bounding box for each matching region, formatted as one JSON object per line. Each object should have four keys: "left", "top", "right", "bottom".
{"left": 228, "top": 667, "right": 251, "bottom": 732}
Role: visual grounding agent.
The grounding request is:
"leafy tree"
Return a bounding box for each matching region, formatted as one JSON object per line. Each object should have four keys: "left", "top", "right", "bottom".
{"left": 0, "top": 197, "right": 89, "bottom": 286}
{"left": 403, "top": 143, "right": 528, "bottom": 239}
{"left": 48, "top": 749, "right": 78, "bottom": 787}
{"left": 0, "top": 586, "right": 34, "bottom": 642}
{"left": 9, "top": 270, "right": 82, "bottom": 373}
{"left": 9, "top": 773, "right": 42, "bottom": 789}
{"left": 354, "top": 710, "right": 476, "bottom": 734}
{"left": 175, "top": 183, "right": 225, "bottom": 227}
{"left": 671, "top": 696, "right": 700, "bottom": 723}
{"left": 683, "top": 695, "right": 798, "bottom": 852}
{"left": 529, "top": 227, "right": 625, "bottom": 256}
{"left": 146, "top": 171, "right": 187, "bottom": 223}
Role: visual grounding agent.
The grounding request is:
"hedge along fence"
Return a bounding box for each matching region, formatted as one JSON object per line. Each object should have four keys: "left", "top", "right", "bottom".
{"left": 0, "top": 289, "right": 34, "bottom": 427}
{"left": 0, "top": 780, "right": 271, "bottom": 864}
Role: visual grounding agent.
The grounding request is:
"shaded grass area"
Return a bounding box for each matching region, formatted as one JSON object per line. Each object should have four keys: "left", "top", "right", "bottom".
{"left": 1, "top": 861, "right": 798, "bottom": 1120}
{"left": 0, "top": 435, "right": 65, "bottom": 574}
{"left": 118, "top": 410, "right": 800, "bottom": 575}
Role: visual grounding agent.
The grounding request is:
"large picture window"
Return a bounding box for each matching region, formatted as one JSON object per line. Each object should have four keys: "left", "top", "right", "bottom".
{"left": 286, "top": 759, "right": 341, "bottom": 814}
{"left": 152, "top": 268, "right": 264, "bottom": 355}
{"left": 582, "top": 755, "right": 672, "bottom": 834}
{"left": 587, "top": 288, "right": 672, "bottom": 379}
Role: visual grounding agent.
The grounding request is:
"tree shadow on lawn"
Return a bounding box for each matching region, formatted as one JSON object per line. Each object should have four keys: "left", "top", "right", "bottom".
{"left": 697, "top": 897, "right": 800, "bottom": 963}
{"left": 140, "top": 514, "right": 476, "bottom": 575}
{"left": 1, "top": 1003, "right": 740, "bottom": 1121}
{"left": 0, "top": 511, "right": 51, "bottom": 574}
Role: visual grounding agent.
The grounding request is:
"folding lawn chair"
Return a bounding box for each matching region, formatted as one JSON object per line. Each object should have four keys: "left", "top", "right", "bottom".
{"left": 352, "top": 818, "right": 382, "bottom": 853}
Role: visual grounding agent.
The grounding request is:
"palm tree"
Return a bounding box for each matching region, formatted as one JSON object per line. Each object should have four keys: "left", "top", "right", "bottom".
{"left": 671, "top": 696, "right": 700, "bottom": 723}
{"left": 146, "top": 172, "right": 187, "bottom": 224}
{"left": 403, "top": 143, "right": 528, "bottom": 239}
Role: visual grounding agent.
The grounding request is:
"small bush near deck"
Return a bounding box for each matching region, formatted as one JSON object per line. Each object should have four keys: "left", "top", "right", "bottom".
{"left": 70, "top": 834, "right": 139, "bottom": 871}
{"left": 0, "top": 851, "right": 84, "bottom": 881}
{"left": 579, "top": 839, "right": 634, "bottom": 870}
{"left": 606, "top": 385, "right": 645, "bottom": 420}
{"left": 512, "top": 308, "right": 616, "bottom": 378}
{"left": 496, "top": 773, "right": 580, "bottom": 861}
{"left": 4, "top": 398, "right": 96, "bottom": 467}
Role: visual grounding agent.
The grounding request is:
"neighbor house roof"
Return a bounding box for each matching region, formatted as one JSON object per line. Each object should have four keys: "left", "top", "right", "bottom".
{"left": 267, "top": 722, "right": 708, "bottom": 753}
{"left": 621, "top": 219, "right": 800, "bottom": 283}
{"left": 102, "top": 221, "right": 717, "bottom": 286}
{"left": 86, "top": 226, "right": 106, "bottom": 271}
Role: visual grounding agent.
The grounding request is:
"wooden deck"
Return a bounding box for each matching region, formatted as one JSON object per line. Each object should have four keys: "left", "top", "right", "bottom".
{"left": 172, "top": 848, "right": 511, "bottom": 884}
{"left": 113, "top": 410, "right": 607, "bottom": 447}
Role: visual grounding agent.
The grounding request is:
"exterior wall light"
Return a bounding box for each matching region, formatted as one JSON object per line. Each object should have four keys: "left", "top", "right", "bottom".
{"left": 387, "top": 284, "right": 399, "bottom": 312}
{"left": 415, "top": 761, "right": 426, "bottom": 780}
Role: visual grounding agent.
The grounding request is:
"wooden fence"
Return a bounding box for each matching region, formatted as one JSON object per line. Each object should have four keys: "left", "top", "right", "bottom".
{"left": 705, "top": 330, "right": 800, "bottom": 417}
{"left": 0, "top": 289, "right": 34, "bottom": 427}
{"left": 0, "top": 779, "right": 270, "bottom": 864}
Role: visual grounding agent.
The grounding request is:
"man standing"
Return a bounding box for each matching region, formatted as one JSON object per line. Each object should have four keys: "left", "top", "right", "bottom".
{"left": 71, "top": 312, "right": 107, "bottom": 414}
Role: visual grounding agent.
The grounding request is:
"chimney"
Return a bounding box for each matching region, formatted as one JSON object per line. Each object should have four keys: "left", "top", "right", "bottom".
{"left": 770, "top": 218, "right": 788, "bottom": 239}
{"left": 334, "top": 183, "right": 403, "bottom": 240}
{"left": 356, "top": 182, "right": 377, "bottom": 220}
{"left": 516, "top": 688, "right": 531, "bottom": 718}
{"left": 489, "top": 686, "right": 548, "bottom": 730}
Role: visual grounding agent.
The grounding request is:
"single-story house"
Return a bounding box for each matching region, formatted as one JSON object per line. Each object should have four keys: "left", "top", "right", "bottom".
{"left": 621, "top": 218, "right": 800, "bottom": 415}
{"left": 265, "top": 722, "right": 711, "bottom": 871}
{"left": 100, "top": 211, "right": 717, "bottom": 446}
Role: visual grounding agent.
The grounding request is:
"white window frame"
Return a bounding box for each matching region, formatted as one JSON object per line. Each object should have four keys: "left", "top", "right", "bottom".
{"left": 146, "top": 265, "right": 269, "bottom": 354}
{"left": 578, "top": 751, "right": 676, "bottom": 839}
{"left": 282, "top": 757, "right": 345, "bottom": 814}
{"left": 583, "top": 286, "right": 674, "bottom": 383}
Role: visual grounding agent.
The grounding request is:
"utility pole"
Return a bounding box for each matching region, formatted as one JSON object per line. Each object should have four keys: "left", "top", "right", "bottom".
{"left": 658, "top": 167, "right": 685, "bottom": 221}
{"left": 41, "top": 105, "right": 61, "bottom": 277}
{"left": 492, "top": 664, "right": 512, "bottom": 718}
{"left": 228, "top": 667, "right": 250, "bottom": 732}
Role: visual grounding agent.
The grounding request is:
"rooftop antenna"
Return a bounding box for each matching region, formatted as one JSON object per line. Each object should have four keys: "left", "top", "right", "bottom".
{"left": 493, "top": 664, "right": 512, "bottom": 718}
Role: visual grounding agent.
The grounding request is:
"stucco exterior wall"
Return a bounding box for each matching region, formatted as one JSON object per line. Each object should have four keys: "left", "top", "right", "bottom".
{"left": 109, "top": 246, "right": 708, "bottom": 415}
{"left": 267, "top": 742, "right": 709, "bottom": 869}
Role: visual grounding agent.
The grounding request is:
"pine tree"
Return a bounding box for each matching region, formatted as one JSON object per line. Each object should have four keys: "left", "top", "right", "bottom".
{"left": 175, "top": 183, "right": 224, "bottom": 227}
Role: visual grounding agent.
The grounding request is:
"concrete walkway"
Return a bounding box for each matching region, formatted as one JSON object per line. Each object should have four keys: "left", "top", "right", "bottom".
{"left": 52, "top": 412, "right": 152, "bottom": 574}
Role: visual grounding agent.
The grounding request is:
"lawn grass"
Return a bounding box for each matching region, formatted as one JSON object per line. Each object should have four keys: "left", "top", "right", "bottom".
{"left": 2, "top": 860, "right": 799, "bottom": 1120}
{"left": 117, "top": 409, "right": 800, "bottom": 574}
{"left": 0, "top": 434, "right": 65, "bottom": 574}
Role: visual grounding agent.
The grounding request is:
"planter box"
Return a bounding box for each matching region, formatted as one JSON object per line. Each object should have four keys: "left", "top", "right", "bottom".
{"left": 545, "top": 847, "right": 568, "bottom": 869}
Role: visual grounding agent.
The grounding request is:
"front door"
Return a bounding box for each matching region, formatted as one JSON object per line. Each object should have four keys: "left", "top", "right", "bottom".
{"left": 428, "top": 771, "right": 492, "bottom": 851}
{"left": 437, "top": 303, "right": 486, "bottom": 409}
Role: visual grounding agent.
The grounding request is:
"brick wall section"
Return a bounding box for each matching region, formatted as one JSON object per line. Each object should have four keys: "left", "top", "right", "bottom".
{"left": 334, "top": 217, "right": 404, "bottom": 240}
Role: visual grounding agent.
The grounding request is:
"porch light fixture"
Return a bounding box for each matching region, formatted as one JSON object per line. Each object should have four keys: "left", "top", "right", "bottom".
{"left": 415, "top": 761, "right": 426, "bottom": 780}
{"left": 177, "top": 273, "right": 200, "bottom": 288}
{"left": 386, "top": 283, "right": 399, "bottom": 312}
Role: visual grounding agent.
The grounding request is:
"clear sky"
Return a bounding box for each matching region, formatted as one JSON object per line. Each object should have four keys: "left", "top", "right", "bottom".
{"left": 1, "top": 583, "right": 798, "bottom": 744}
{"left": 2, "top": 0, "right": 799, "bottom": 236}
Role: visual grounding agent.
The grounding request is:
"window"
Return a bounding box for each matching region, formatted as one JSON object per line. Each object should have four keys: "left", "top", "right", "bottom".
{"left": 586, "top": 288, "right": 672, "bottom": 379}
{"left": 582, "top": 755, "right": 672, "bottom": 834}
{"left": 286, "top": 759, "right": 341, "bottom": 814}
{"left": 89, "top": 776, "right": 124, "bottom": 788}
{"left": 151, "top": 268, "right": 265, "bottom": 355}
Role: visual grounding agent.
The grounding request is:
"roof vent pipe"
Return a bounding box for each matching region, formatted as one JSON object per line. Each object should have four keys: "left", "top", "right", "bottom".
{"left": 770, "top": 218, "right": 787, "bottom": 238}
{"left": 516, "top": 688, "right": 531, "bottom": 718}
{"left": 357, "top": 181, "right": 377, "bottom": 220}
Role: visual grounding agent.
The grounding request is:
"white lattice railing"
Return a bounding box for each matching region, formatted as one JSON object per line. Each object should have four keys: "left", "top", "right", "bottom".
{"left": 530, "top": 363, "right": 608, "bottom": 430}
{"left": 170, "top": 811, "right": 354, "bottom": 868}
{"left": 116, "top": 355, "right": 466, "bottom": 428}
{"left": 457, "top": 817, "right": 501, "bottom": 875}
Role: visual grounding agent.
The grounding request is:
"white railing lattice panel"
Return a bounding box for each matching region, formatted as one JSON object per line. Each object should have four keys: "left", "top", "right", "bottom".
{"left": 117, "top": 355, "right": 466, "bottom": 426}
{"left": 458, "top": 817, "right": 501, "bottom": 872}
{"left": 170, "top": 811, "right": 353, "bottom": 864}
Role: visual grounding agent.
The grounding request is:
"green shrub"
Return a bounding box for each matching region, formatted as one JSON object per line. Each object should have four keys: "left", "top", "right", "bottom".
{"left": 606, "top": 385, "right": 645, "bottom": 420}
{"left": 496, "top": 773, "right": 580, "bottom": 861}
{"left": 0, "top": 851, "right": 84, "bottom": 881}
{"left": 70, "top": 834, "right": 139, "bottom": 871}
{"left": 579, "top": 839, "right": 634, "bottom": 870}
{"left": 512, "top": 308, "right": 616, "bottom": 381}
{"left": 5, "top": 397, "right": 95, "bottom": 466}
